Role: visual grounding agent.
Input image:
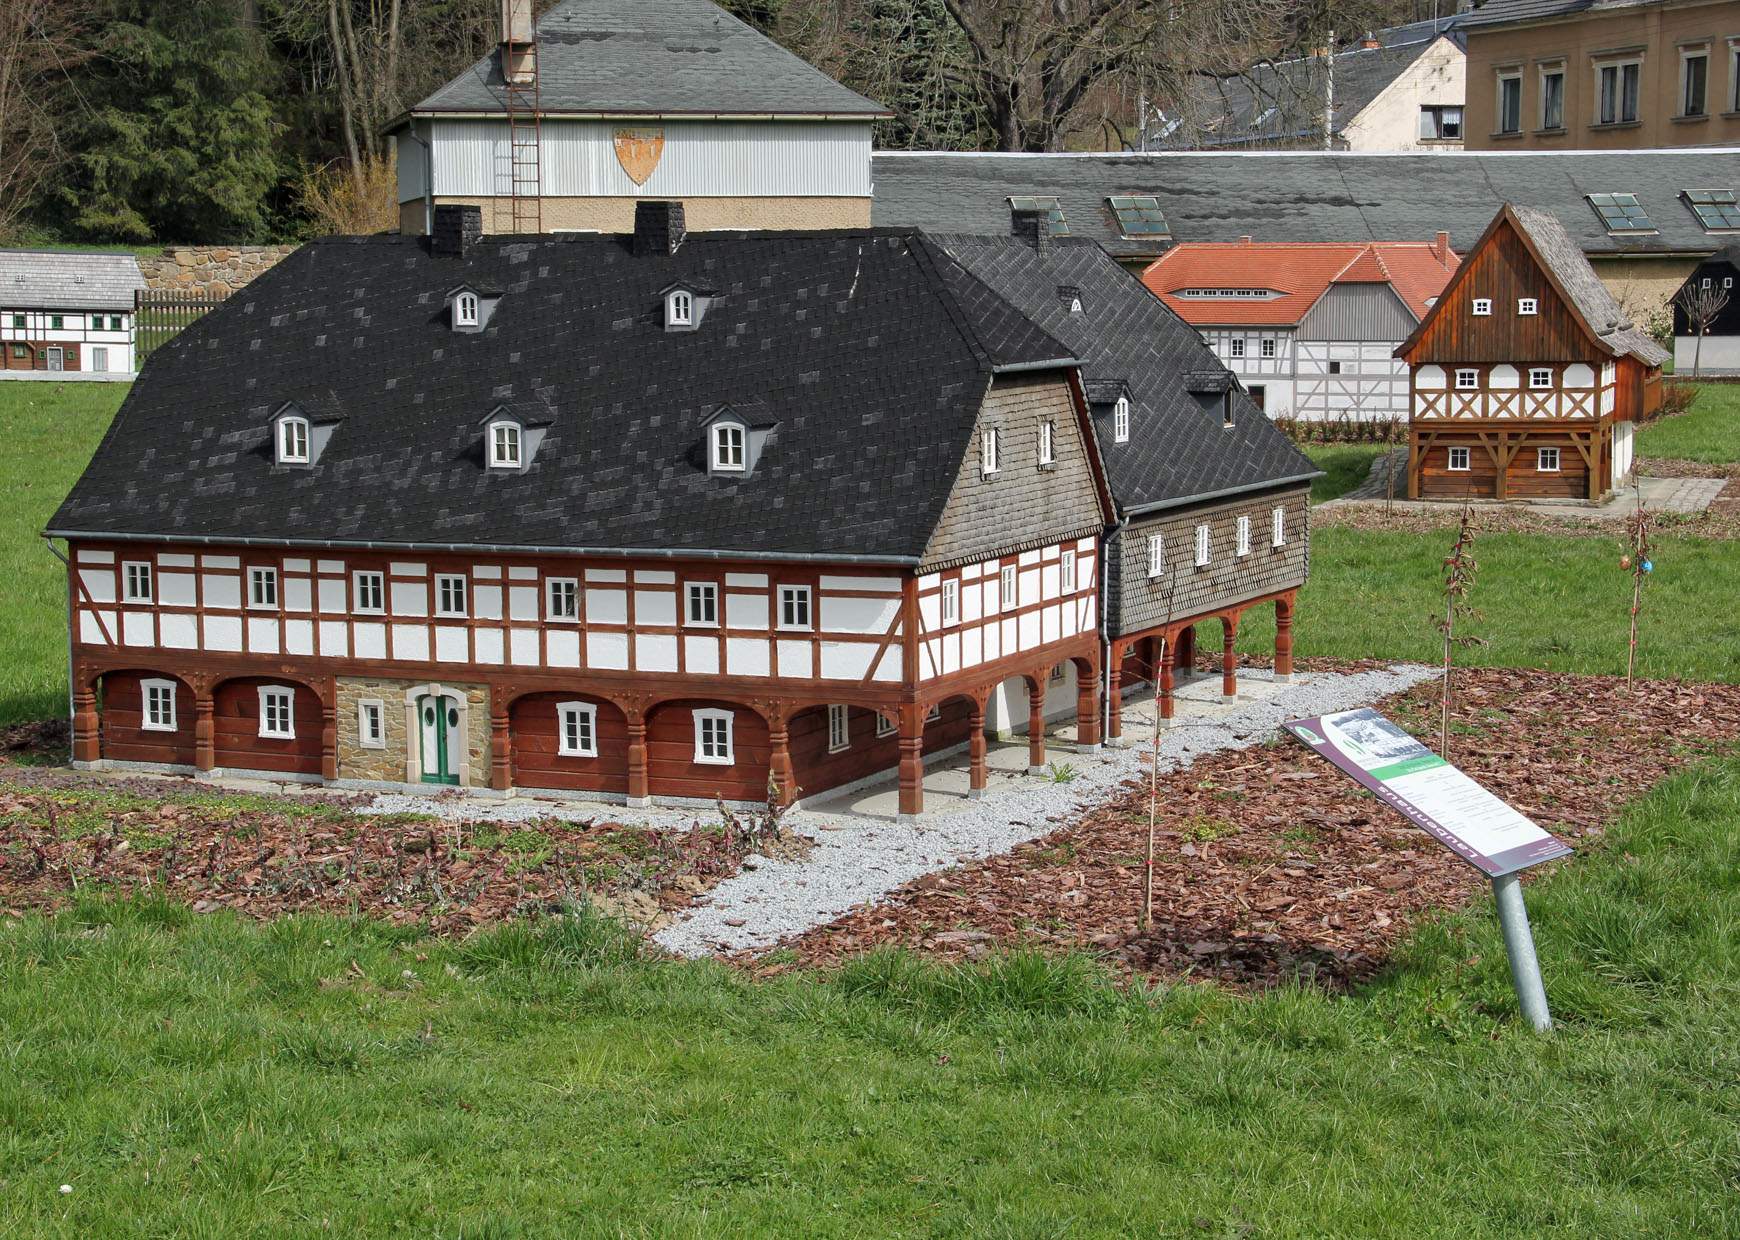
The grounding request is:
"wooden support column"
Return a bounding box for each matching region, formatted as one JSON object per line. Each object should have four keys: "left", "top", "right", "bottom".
{"left": 1221, "top": 612, "right": 1241, "bottom": 701}
{"left": 320, "top": 699, "right": 339, "bottom": 781}
{"left": 193, "top": 692, "right": 215, "bottom": 772}
{"left": 71, "top": 683, "right": 100, "bottom": 763}
{"left": 489, "top": 704, "right": 512, "bottom": 793}
{"left": 767, "top": 710, "right": 795, "bottom": 807}
{"left": 1105, "top": 642, "right": 1125, "bottom": 746}
{"left": 1027, "top": 678, "right": 1047, "bottom": 774}
{"left": 1158, "top": 634, "right": 1176, "bottom": 724}
{"left": 625, "top": 707, "right": 651, "bottom": 807}
{"left": 967, "top": 698, "right": 988, "bottom": 801}
{"left": 1275, "top": 593, "right": 1296, "bottom": 682}
{"left": 1075, "top": 663, "right": 1101, "bottom": 752}
{"left": 897, "top": 703, "right": 925, "bottom": 820}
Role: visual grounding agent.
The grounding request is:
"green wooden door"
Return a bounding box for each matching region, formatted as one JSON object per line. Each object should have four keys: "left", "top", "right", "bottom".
{"left": 418, "top": 695, "right": 459, "bottom": 785}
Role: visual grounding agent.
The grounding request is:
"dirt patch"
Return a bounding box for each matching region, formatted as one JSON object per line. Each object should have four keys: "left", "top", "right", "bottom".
{"left": 1636, "top": 457, "right": 1740, "bottom": 480}
{"left": 0, "top": 766, "right": 808, "bottom": 933}
{"left": 761, "top": 669, "right": 1740, "bottom": 990}
{"left": 1317, "top": 497, "right": 1740, "bottom": 541}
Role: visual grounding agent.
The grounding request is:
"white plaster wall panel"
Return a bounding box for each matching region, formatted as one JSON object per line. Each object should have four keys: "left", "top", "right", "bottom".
{"left": 78, "top": 569, "right": 115, "bottom": 603}
{"left": 1018, "top": 569, "right": 1040, "bottom": 609}
{"left": 821, "top": 595, "right": 899, "bottom": 634}
{"left": 77, "top": 549, "right": 114, "bottom": 564}
{"left": 391, "top": 624, "right": 429, "bottom": 663}
{"left": 961, "top": 625, "right": 983, "bottom": 669}
{"left": 1018, "top": 610, "right": 1040, "bottom": 651}
{"left": 284, "top": 619, "right": 314, "bottom": 656}
{"left": 475, "top": 585, "right": 503, "bottom": 621}
{"left": 725, "top": 592, "right": 766, "bottom": 629}
{"left": 284, "top": 577, "right": 312, "bottom": 612}
{"left": 508, "top": 586, "right": 538, "bottom": 622}
{"left": 389, "top": 561, "right": 426, "bottom": 577}
{"left": 1082, "top": 596, "right": 1095, "bottom": 630}
{"left": 353, "top": 623, "right": 386, "bottom": 660}
{"left": 1564, "top": 363, "right": 1595, "bottom": 388}
{"left": 391, "top": 581, "right": 427, "bottom": 617}
{"left": 1042, "top": 604, "right": 1060, "bottom": 645}
{"left": 726, "top": 638, "right": 771, "bottom": 677}
{"left": 821, "top": 641, "right": 875, "bottom": 681}
{"left": 204, "top": 615, "right": 242, "bottom": 652}
{"left": 507, "top": 566, "right": 537, "bottom": 581}
{"left": 509, "top": 629, "right": 539, "bottom": 666}
{"left": 1019, "top": 548, "right": 1041, "bottom": 568}
{"left": 122, "top": 612, "right": 154, "bottom": 647}
{"left": 777, "top": 640, "right": 809, "bottom": 678}
{"left": 435, "top": 626, "right": 469, "bottom": 662}
{"left": 1040, "top": 562, "right": 1059, "bottom": 598}
{"left": 1001, "top": 616, "right": 1018, "bottom": 653}
{"left": 874, "top": 648, "right": 903, "bottom": 682}
{"left": 80, "top": 611, "right": 115, "bottom": 644}
{"left": 917, "top": 593, "right": 941, "bottom": 632}
{"left": 1417, "top": 365, "right": 1446, "bottom": 388}
{"left": 160, "top": 572, "right": 196, "bottom": 607}
{"left": 918, "top": 572, "right": 940, "bottom": 593}
{"left": 983, "top": 620, "right": 1001, "bottom": 662}
{"left": 247, "top": 618, "right": 280, "bottom": 655}
{"left": 546, "top": 629, "right": 581, "bottom": 668}
{"left": 684, "top": 636, "right": 719, "bottom": 675}
{"left": 919, "top": 641, "right": 938, "bottom": 679}
{"left": 317, "top": 578, "right": 346, "bottom": 613}
{"left": 158, "top": 614, "right": 197, "bottom": 649}
{"left": 980, "top": 579, "right": 999, "bottom": 616}
{"left": 283, "top": 558, "right": 310, "bottom": 573}
{"left": 318, "top": 621, "right": 349, "bottom": 657}
{"left": 317, "top": 559, "right": 344, "bottom": 574}
{"left": 473, "top": 628, "right": 504, "bottom": 665}
{"left": 585, "top": 568, "right": 626, "bottom": 583}
{"left": 961, "top": 584, "right": 982, "bottom": 624}
{"left": 202, "top": 555, "right": 238, "bottom": 570}
{"left": 587, "top": 589, "right": 627, "bottom": 624}
{"left": 725, "top": 572, "right": 765, "bottom": 588}
{"left": 637, "top": 633, "right": 678, "bottom": 673}
{"left": 942, "top": 632, "right": 960, "bottom": 675}
{"left": 632, "top": 590, "right": 676, "bottom": 626}
{"left": 1490, "top": 365, "right": 1519, "bottom": 389}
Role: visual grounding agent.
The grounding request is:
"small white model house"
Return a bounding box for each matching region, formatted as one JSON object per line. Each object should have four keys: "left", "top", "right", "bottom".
{"left": 0, "top": 250, "right": 145, "bottom": 378}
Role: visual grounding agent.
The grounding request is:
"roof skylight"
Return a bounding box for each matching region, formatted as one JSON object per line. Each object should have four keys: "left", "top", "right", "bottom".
{"left": 1009, "top": 195, "right": 1070, "bottom": 236}
{"left": 1586, "top": 192, "right": 1656, "bottom": 235}
{"left": 1108, "top": 195, "right": 1171, "bottom": 238}
{"left": 1684, "top": 189, "right": 1740, "bottom": 231}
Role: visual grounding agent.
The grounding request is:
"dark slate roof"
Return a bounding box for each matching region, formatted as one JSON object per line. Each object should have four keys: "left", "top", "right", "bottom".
{"left": 49, "top": 229, "right": 1075, "bottom": 561}
{"left": 930, "top": 234, "right": 1318, "bottom": 513}
{"left": 1456, "top": 0, "right": 1654, "bottom": 29}
{"left": 0, "top": 249, "right": 145, "bottom": 312}
{"left": 1510, "top": 206, "right": 1669, "bottom": 365}
{"left": 411, "top": 0, "right": 887, "bottom": 118}
{"left": 871, "top": 149, "right": 1740, "bottom": 261}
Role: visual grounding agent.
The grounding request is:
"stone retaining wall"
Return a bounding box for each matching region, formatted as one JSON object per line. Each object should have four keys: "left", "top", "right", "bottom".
{"left": 139, "top": 245, "right": 298, "bottom": 297}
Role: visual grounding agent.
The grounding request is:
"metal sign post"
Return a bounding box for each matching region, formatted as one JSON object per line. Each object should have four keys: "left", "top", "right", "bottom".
{"left": 1491, "top": 873, "right": 1552, "bottom": 1032}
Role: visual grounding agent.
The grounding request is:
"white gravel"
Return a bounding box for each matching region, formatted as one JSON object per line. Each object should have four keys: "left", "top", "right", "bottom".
{"left": 652, "top": 662, "right": 1437, "bottom": 957}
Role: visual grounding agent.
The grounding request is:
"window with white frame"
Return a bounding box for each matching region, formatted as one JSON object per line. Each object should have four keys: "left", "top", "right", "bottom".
{"left": 686, "top": 582, "right": 718, "bottom": 626}
{"left": 489, "top": 421, "right": 522, "bottom": 470}
{"left": 711, "top": 423, "right": 744, "bottom": 472}
{"left": 353, "top": 570, "right": 384, "bottom": 613}
{"left": 1235, "top": 515, "right": 1251, "bottom": 557}
{"left": 122, "top": 561, "right": 153, "bottom": 603}
{"left": 557, "top": 702, "right": 598, "bottom": 757}
{"left": 1537, "top": 447, "right": 1561, "bottom": 472}
{"left": 278, "top": 416, "right": 310, "bottom": 465}
{"left": 1540, "top": 64, "right": 1565, "bottom": 129}
{"left": 1060, "top": 549, "right": 1077, "bottom": 593}
{"left": 1518, "top": 298, "right": 1538, "bottom": 315}
{"left": 1455, "top": 368, "right": 1480, "bottom": 390}
{"left": 999, "top": 564, "right": 1017, "bottom": 610}
{"left": 1147, "top": 533, "right": 1164, "bottom": 578}
{"left": 1194, "top": 523, "right": 1210, "bottom": 567}
{"left": 455, "top": 292, "right": 479, "bottom": 327}
{"left": 358, "top": 699, "right": 385, "bottom": 749}
{"left": 667, "top": 290, "right": 693, "bottom": 327}
{"left": 926, "top": 703, "right": 942, "bottom": 723}
{"left": 1529, "top": 368, "right": 1554, "bottom": 390}
{"left": 1229, "top": 338, "right": 1246, "bottom": 359}
{"left": 1260, "top": 338, "right": 1276, "bottom": 359}
{"left": 1681, "top": 45, "right": 1708, "bottom": 118}
{"left": 258, "top": 686, "right": 295, "bottom": 739}
{"left": 693, "top": 709, "right": 734, "bottom": 764}
{"left": 1497, "top": 69, "right": 1522, "bottom": 134}
{"left": 1038, "top": 420, "right": 1055, "bottom": 466}
{"left": 981, "top": 426, "right": 1001, "bottom": 475}
{"left": 546, "top": 577, "right": 578, "bottom": 621}
{"left": 1472, "top": 298, "right": 1492, "bottom": 316}
{"left": 875, "top": 712, "right": 896, "bottom": 738}
{"left": 249, "top": 566, "right": 278, "bottom": 609}
{"left": 778, "top": 584, "right": 811, "bottom": 630}
{"left": 827, "top": 704, "right": 850, "bottom": 753}
{"left": 940, "top": 578, "right": 959, "bottom": 626}
{"left": 1597, "top": 59, "right": 1641, "bottom": 125}
{"left": 435, "top": 573, "right": 467, "bottom": 617}
{"left": 1448, "top": 446, "right": 1471, "bottom": 471}
{"left": 1113, "top": 395, "right": 1130, "bottom": 443}
{"left": 141, "top": 678, "right": 177, "bottom": 732}
{"left": 1272, "top": 506, "right": 1286, "bottom": 548}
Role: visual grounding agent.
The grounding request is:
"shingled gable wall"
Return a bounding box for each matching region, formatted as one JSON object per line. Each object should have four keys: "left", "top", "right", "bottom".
{"left": 918, "top": 371, "right": 1104, "bottom": 572}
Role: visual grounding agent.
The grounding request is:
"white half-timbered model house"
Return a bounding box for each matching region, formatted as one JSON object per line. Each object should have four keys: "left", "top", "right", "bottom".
{"left": 52, "top": 204, "right": 1120, "bottom": 819}
{"left": 1396, "top": 204, "right": 1666, "bottom": 501}
{"left": 0, "top": 250, "right": 144, "bottom": 377}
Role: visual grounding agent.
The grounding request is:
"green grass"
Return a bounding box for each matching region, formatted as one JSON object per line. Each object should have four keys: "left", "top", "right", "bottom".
{"left": 1636, "top": 383, "right": 1740, "bottom": 463}
{"left": 2, "top": 756, "right": 1737, "bottom": 1234}
{"left": 1302, "top": 441, "right": 1393, "bottom": 502}
{"left": 0, "top": 383, "right": 127, "bottom": 724}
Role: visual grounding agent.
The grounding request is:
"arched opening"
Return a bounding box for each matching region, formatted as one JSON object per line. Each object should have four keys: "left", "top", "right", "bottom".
{"left": 97, "top": 670, "right": 197, "bottom": 766}
{"left": 644, "top": 699, "right": 771, "bottom": 803}
{"left": 211, "top": 675, "right": 323, "bottom": 776}
{"left": 510, "top": 691, "right": 628, "bottom": 795}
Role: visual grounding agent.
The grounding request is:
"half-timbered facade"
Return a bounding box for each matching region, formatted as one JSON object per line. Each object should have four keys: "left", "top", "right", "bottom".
{"left": 0, "top": 250, "right": 143, "bottom": 377}
{"left": 1396, "top": 204, "right": 1667, "bottom": 501}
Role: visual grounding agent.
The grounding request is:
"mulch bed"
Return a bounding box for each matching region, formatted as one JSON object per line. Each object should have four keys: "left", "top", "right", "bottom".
{"left": 1317, "top": 494, "right": 1740, "bottom": 541}
{"left": 0, "top": 764, "right": 803, "bottom": 933}
{"left": 761, "top": 668, "right": 1740, "bottom": 991}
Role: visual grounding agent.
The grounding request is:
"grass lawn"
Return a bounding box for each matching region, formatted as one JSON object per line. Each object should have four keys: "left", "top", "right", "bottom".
{"left": 1, "top": 756, "right": 1736, "bottom": 1234}
{"left": 1302, "top": 441, "right": 1393, "bottom": 502}
{"left": 1637, "top": 383, "right": 1740, "bottom": 463}
{"left": 0, "top": 383, "right": 127, "bottom": 725}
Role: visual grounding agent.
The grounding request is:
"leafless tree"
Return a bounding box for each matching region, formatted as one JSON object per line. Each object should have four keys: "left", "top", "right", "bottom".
{"left": 1674, "top": 279, "right": 1731, "bottom": 378}
{"left": 0, "top": 0, "right": 93, "bottom": 242}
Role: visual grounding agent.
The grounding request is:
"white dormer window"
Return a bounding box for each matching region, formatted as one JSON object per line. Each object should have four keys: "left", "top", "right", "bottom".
{"left": 1518, "top": 297, "right": 1539, "bottom": 315}
{"left": 1038, "top": 420, "right": 1055, "bottom": 466}
{"left": 667, "top": 290, "right": 693, "bottom": 327}
{"left": 455, "top": 292, "right": 479, "bottom": 327}
{"left": 489, "top": 421, "right": 522, "bottom": 469}
{"left": 277, "top": 416, "right": 309, "bottom": 465}
{"left": 1472, "top": 298, "right": 1493, "bottom": 316}
{"left": 1114, "top": 396, "right": 1130, "bottom": 443}
{"left": 711, "top": 423, "right": 745, "bottom": 472}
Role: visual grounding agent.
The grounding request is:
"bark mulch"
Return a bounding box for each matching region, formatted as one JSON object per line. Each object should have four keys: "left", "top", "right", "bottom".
{"left": 1316, "top": 497, "right": 1740, "bottom": 541}
{"left": 763, "top": 668, "right": 1740, "bottom": 991}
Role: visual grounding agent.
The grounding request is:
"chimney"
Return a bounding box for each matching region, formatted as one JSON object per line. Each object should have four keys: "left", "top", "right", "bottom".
{"left": 1361, "top": 32, "right": 1380, "bottom": 49}
{"left": 1239, "top": 235, "right": 1253, "bottom": 244}
{"left": 432, "top": 204, "right": 483, "bottom": 258}
{"left": 633, "top": 200, "right": 687, "bottom": 257}
{"left": 1012, "top": 207, "right": 1050, "bottom": 254}
{"left": 501, "top": 0, "right": 535, "bottom": 84}
{"left": 1433, "top": 230, "right": 1451, "bottom": 264}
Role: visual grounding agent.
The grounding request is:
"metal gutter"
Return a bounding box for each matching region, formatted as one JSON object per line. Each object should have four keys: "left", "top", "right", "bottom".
{"left": 991, "top": 356, "right": 1080, "bottom": 374}
{"left": 1122, "top": 470, "right": 1322, "bottom": 517}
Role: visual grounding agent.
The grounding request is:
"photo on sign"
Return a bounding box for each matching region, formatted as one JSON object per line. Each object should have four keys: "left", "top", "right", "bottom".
{"left": 1325, "top": 710, "right": 1430, "bottom": 767}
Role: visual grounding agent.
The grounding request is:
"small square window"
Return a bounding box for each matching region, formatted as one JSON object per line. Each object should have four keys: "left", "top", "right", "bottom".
{"left": 49, "top": 315, "right": 62, "bottom": 330}
{"left": 694, "top": 709, "right": 734, "bottom": 765}
{"left": 926, "top": 703, "right": 943, "bottom": 723}
{"left": 1537, "top": 446, "right": 1561, "bottom": 472}
{"left": 778, "top": 585, "right": 812, "bottom": 630}
{"left": 1472, "top": 298, "right": 1492, "bottom": 316}
{"left": 940, "top": 579, "right": 959, "bottom": 626}
{"left": 1060, "top": 549, "right": 1077, "bottom": 594}
{"left": 1194, "top": 523, "right": 1211, "bottom": 567}
{"left": 1229, "top": 338, "right": 1246, "bottom": 359}
{"left": 1113, "top": 396, "right": 1131, "bottom": 444}
{"left": 1271, "top": 506, "right": 1286, "bottom": 548}
{"left": 827, "top": 704, "right": 850, "bottom": 753}
{"left": 875, "top": 712, "right": 896, "bottom": 738}
{"left": 1448, "top": 446, "right": 1471, "bottom": 471}
{"left": 142, "top": 679, "right": 177, "bottom": 732}
{"left": 1038, "top": 420, "right": 1055, "bottom": 466}
{"left": 981, "top": 427, "right": 1001, "bottom": 475}
{"left": 686, "top": 582, "right": 718, "bottom": 626}
{"left": 123, "top": 561, "right": 153, "bottom": 603}
{"left": 1455, "top": 369, "right": 1480, "bottom": 390}
{"left": 353, "top": 570, "right": 385, "bottom": 613}
{"left": 436, "top": 573, "right": 468, "bottom": 617}
{"left": 358, "top": 700, "right": 385, "bottom": 749}
{"left": 1529, "top": 368, "right": 1554, "bottom": 390}
{"left": 546, "top": 578, "right": 578, "bottom": 620}
{"left": 1236, "top": 515, "right": 1251, "bottom": 557}
{"left": 1260, "top": 338, "right": 1277, "bottom": 359}
{"left": 1146, "top": 533, "right": 1164, "bottom": 578}
{"left": 1518, "top": 298, "right": 1539, "bottom": 315}
{"left": 259, "top": 686, "right": 295, "bottom": 739}
{"left": 999, "top": 564, "right": 1017, "bottom": 611}
{"left": 1328, "top": 361, "right": 1342, "bottom": 375}
{"left": 109, "top": 316, "right": 123, "bottom": 331}
{"left": 9, "top": 314, "right": 21, "bottom": 329}
{"left": 249, "top": 566, "right": 278, "bottom": 609}
{"left": 558, "top": 702, "right": 598, "bottom": 757}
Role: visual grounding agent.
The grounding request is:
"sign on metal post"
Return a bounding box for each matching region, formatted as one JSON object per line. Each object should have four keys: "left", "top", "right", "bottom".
{"left": 1285, "top": 708, "right": 1571, "bottom": 1032}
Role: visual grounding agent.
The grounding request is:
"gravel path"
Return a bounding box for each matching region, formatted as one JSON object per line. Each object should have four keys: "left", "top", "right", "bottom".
{"left": 653, "top": 663, "right": 1438, "bottom": 958}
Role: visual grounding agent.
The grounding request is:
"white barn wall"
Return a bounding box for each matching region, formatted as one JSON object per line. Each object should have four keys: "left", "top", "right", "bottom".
{"left": 1339, "top": 36, "right": 1466, "bottom": 153}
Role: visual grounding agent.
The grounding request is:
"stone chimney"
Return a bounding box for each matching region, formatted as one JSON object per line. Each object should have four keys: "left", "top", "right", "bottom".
{"left": 1360, "top": 32, "right": 1380, "bottom": 48}
{"left": 633, "top": 201, "right": 687, "bottom": 256}
{"left": 432, "top": 204, "right": 483, "bottom": 257}
{"left": 501, "top": 0, "right": 535, "bottom": 85}
{"left": 1012, "top": 207, "right": 1050, "bottom": 255}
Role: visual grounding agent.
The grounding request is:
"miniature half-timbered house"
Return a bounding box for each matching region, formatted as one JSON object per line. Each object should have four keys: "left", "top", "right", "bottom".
{"left": 50, "top": 203, "right": 1123, "bottom": 820}
{"left": 0, "top": 250, "right": 144, "bottom": 377}
{"left": 936, "top": 213, "right": 1319, "bottom": 744}
{"left": 1395, "top": 204, "right": 1667, "bottom": 501}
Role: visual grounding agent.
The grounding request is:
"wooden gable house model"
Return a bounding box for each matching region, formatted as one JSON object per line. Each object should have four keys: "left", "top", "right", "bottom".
{"left": 1395, "top": 204, "right": 1666, "bottom": 502}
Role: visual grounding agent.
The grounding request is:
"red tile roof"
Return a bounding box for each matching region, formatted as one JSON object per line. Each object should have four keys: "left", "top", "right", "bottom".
{"left": 1141, "top": 238, "right": 1459, "bottom": 327}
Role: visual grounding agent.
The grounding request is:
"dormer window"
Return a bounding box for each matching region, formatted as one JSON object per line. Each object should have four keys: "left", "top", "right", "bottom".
{"left": 445, "top": 284, "right": 501, "bottom": 333}
{"left": 1113, "top": 396, "right": 1130, "bottom": 443}
{"left": 668, "top": 290, "right": 693, "bottom": 327}
{"left": 455, "top": 292, "right": 479, "bottom": 327}
{"left": 711, "top": 422, "right": 745, "bottom": 472}
{"left": 489, "top": 420, "right": 522, "bottom": 469}
{"left": 277, "top": 415, "right": 309, "bottom": 465}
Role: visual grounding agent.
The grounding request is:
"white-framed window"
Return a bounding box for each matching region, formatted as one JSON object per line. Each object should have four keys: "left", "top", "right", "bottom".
{"left": 1060, "top": 549, "right": 1077, "bottom": 594}
{"left": 1540, "top": 64, "right": 1566, "bottom": 130}
{"left": 557, "top": 701, "right": 598, "bottom": 757}
{"left": 777, "top": 584, "right": 812, "bottom": 630}
{"left": 122, "top": 561, "right": 153, "bottom": 603}
{"left": 875, "top": 711, "right": 896, "bottom": 738}
{"left": 693, "top": 709, "right": 733, "bottom": 765}
{"left": 981, "top": 426, "right": 1001, "bottom": 475}
{"left": 827, "top": 704, "right": 850, "bottom": 753}
{"left": 435, "top": 573, "right": 468, "bottom": 617}
{"left": 546, "top": 577, "right": 578, "bottom": 621}
{"left": 455, "top": 292, "right": 479, "bottom": 327}
{"left": 1448, "top": 446, "right": 1471, "bottom": 472}
{"left": 1538, "top": 447, "right": 1561, "bottom": 472}
{"left": 258, "top": 686, "right": 295, "bottom": 739}
{"left": 711, "top": 423, "right": 745, "bottom": 472}
{"left": 1260, "top": 338, "right": 1277, "bottom": 359}
{"left": 1229, "top": 338, "right": 1246, "bottom": 358}
{"left": 926, "top": 703, "right": 942, "bottom": 723}
{"left": 1681, "top": 45, "right": 1709, "bottom": 118}
{"left": 999, "top": 564, "right": 1017, "bottom": 611}
{"left": 1529, "top": 368, "right": 1554, "bottom": 390}
{"left": 1472, "top": 298, "right": 1492, "bottom": 316}
{"left": 357, "top": 699, "right": 385, "bottom": 749}
{"left": 249, "top": 566, "right": 278, "bottom": 609}
{"left": 1455, "top": 368, "right": 1480, "bottom": 390}
{"left": 278, "top": 416, "right": 310, "bottom": 465}
{"left": 488, "top": 421, "right": 522, "bottom": 470}
{"left": 141, "top": 678, "right": 177, "bottom": 732}
{"left": 1113, "top": 395, "right": 1130, "bottom": 443}
{"left": 1038, "top": 420, "right": 1055, "bottom": 466}
{"left": 940, "top": 578, "right": 959, "bottom": 626}
{"left": 1272, "top": 505, "right": 1287, "bottom": 548}
{"left": 1194, "top": 523, "right": 1211, "bottom": 567}
{"left": 1518, "top": 298, "right": 1538, "bottom": 315}
{"left": 1497, "top": 69, "right": 1522, "bottom": 134}
{"left": 353, "top": 570, "right": 384, "bottom": 613}
{"left": 1732, "top": 42, "right": 1740, "bottom": 113}
{"left": 1235, "top": 515, "right": 1251, "bottom": 557}
{"left": 1146, "top": 533, "right": 1164, "bottom": 578}
{"left": 1597, "top": 59, "right": 1641, "bottom": 125}
{"left": 686, "top": 582, "right": 718, "bottom": 626}
{"left": 1419, "top": 102, "right": 1464, "bottom": 140}
{"left": 90, "top": 347, "right": 109, "bottom": 373}
{"left": 667, "top": 289, "right": 693, "bottom": 327}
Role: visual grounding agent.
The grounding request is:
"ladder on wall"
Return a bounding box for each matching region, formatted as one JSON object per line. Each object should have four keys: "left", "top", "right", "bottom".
{"left": 502, "top": 36, "right": 542, "bottom": 234}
